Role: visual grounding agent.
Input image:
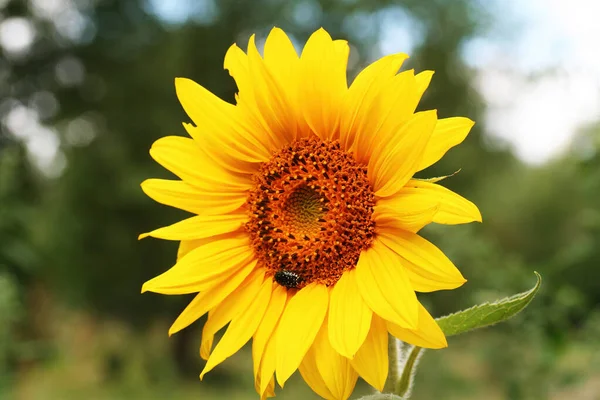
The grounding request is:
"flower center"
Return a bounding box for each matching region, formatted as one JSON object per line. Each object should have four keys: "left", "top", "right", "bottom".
{"left": 246, "top": 138, "right": 376, "bottom": 289}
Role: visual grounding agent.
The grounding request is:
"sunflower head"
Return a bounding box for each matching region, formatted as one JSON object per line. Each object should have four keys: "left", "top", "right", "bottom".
{"left": 141, "top": 27, "right": 481, "bottom": 400}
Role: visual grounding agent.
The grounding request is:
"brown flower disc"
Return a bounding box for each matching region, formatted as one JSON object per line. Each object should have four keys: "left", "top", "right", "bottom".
{"left": 246, "top": 138, "right": 376, "bottom": 289}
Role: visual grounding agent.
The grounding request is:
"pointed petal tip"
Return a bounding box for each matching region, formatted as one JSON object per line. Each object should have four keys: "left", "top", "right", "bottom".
{"left": 416, "top": 69, "right": 435, "bottom": 79}
{"left": 141, "top": 279, "right": 158, "bottom": 294}
{"left": 311, "top": 27, "right": 332, "bottom": 41}
{"left": 269, "top": 26, "right": 284, "bottom": 35}
{"left": 412, "top": 334, "right": 447, "bottom": 350}
{"left": 200, "top": 361, "right": 216, "bottom": 380}
{"left": 439, "top": 335, "right": 449, "bottom": 348}
{"left": 137, "top": 232, "right": 149, "bottom": 240}
{"left": 168, "top": 321, "right": 182, "bottom": 337}
{"left": 335, "top": 345, "right": 356, "bottom": 359}
{"left": 427, "top": 330, "right": 448, "bottom": 349}
{"left": 440, "top": 275, "right": 468, "bottom": 290}
{"left": 275, "top": 371, "right": 287, "bottom": 388}
{"left": 174, "top": 77, "right": 194, "bottom": 92}
{"left": 332, "top": 346, "right": 356, "bottom": 360}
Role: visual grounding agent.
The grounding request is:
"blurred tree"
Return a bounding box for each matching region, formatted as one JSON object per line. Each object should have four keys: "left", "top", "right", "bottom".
{"left": 0, "top": 136, "right": 42, "bottom": 387}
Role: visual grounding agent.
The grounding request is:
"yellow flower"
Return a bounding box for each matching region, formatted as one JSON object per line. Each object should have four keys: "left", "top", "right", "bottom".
{"left": 140, "top": 27, "right": 481, "bottom": 400}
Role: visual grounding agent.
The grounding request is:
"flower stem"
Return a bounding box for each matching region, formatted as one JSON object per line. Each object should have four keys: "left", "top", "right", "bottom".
{"left": 383, "top": 335, "right": 400, "bottom": 394}
{"left": 382, "top": 336, "right": 424, "bottom": 398}
{"left": 395, "top": 345, "right": 423, "bottom": 397}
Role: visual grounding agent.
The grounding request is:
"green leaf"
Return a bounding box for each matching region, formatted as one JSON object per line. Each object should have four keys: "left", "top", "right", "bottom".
{"left": 356, "top": 395, "right": 403, "bottom": 400}
{"left": 436, "top": 272, "right": 542, "bottom": 337}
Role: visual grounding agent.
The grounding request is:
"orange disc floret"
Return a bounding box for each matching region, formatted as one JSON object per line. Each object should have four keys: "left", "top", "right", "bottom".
{"left": 246, "top": 138, "right": 376, "bottom": 288}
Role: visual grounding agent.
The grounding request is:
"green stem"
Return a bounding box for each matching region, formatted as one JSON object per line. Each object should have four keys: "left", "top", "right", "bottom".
{"left": 395, "top": 346, "right": 423, "bottom": 397}
{"left": 382, "top": 335, "right": 400, "bottom": 393}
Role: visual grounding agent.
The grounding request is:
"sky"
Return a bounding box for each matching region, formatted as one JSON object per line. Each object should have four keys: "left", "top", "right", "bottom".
{"left": 463, "top": 0, "right": 600, "bottom": 164}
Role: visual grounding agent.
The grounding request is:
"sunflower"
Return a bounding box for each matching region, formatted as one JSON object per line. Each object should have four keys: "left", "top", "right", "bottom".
{"left": 140, "top": 27, "right": 481, "bottom": 400}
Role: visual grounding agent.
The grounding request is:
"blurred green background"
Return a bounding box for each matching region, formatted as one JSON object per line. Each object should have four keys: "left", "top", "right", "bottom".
{"left": 2, "top": 0, "right": 600, "bottom": 399}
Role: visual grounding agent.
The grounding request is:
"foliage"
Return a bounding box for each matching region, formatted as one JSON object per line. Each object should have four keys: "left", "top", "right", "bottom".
{"left": 437, "top": 272, "right": 541, "bottom": 337}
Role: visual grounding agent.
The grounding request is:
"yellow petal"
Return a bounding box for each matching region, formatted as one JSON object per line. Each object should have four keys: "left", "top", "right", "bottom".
{"left": 377, "top": 229, "right": 466, "bottom": 292}
{"left": 224, "top": 43, "right": 288, "bottom": 151}
{"left": 400, "top": 260, "right": 463, "bottom": 292}
{"left": 350, "top": 314, "right": 389, "bottom": 391}
{"left": 373, "top": 203, "right": 439, "bottom": 233}
{"left": 139, "top": 213, "right": 247, "bottom": 241}
{"left": 247, "top": 35, "right": 297, "bottom": 144}
{"left": 263, "top": 27, "right": 308, "bottom": 140}
{"left": 257, "top": 375, "right": 276, "bottom": 400}
{"left": 377, "top": 68, "right": 416, "bottom": 104}
{"left": 353, "top": 70, "right": 417, "bottom": 165}
{"left": 264, "top": 27, "right": 299, "bottom": 86}
{"left": 200, "top": 276, "right": 272, "bottom": 378}
{"left": 141, "top": 234, "right": 253, "bottom": 294}
{"left": 257, "top": 327, "right": 278, "bottom": 396}
{"left": 377, "top": 179, "right": 482, "bottom": 225}
{"left": 313, "top": 318, "right": 358, "bottom": 400}
{"left": 176, "top": 232, "right": 241, "bottom": 260}
{"left": 369, "top": 110, "right": 438, "bottom": 198}
{"left": 224, "top": 43, "right": 252, "bottom": 98}
{"left": 149, "top": 136, "right": 255, "bottom": 189}
{"left": 340, "top": 53, "right": 409, "bottom": 151}
{"left": 299, "top": 28, "right": 349, "bottom": 140}
{"left": 200, "top": 267, "right": 266, "bottom": 360}
{"left": 328, "top": 269, "right": 372, "bottom": 358}
{"left": 168, "top": 259, "right": 257, "bottom": 336}
{"left": 387, "top": 303, "right": 447, "bottom": 349}
{"left": 177, "top": 239, "right": 201, "bottom": 260}
{"left": 418, "top": 117, "right": 475, "bottom": 171}
{"left": 174, "top": 77, "right": 272, "bottom": 162}
{"left": 253, "top": 285, "right": 288, "bottom": 383}
{"left": 299, "top": 345, "right": 335, "bottom": 400}
{"left": 355, "top": 241, "right": 419, "bottom": 329}
{"left": 182, "top": 122, "right": 261, "bottom": 176}
{"left": 275, "top": 283, "right": 329, "bottom": 387}
{"left": 141, "top": 179, "right": 246, "bottom": 216}
{"left": 414, "top": 70, "right": 434, "bottom": 100}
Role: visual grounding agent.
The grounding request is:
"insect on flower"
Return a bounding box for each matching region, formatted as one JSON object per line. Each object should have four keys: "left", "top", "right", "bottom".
{"left": 274, "top": 269, "right": 303, "bottom": 289}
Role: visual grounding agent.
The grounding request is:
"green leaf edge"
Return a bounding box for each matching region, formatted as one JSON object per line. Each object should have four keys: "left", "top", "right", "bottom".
{"left": 436, "top": 271, "right": 542, "bottom": 337}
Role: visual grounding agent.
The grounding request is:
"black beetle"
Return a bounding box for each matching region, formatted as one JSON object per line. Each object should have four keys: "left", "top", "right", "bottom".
{"left": 274, "top": 270, "right": 302, "bottom": 289}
